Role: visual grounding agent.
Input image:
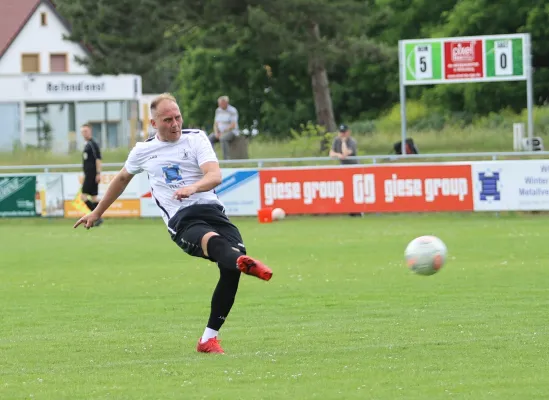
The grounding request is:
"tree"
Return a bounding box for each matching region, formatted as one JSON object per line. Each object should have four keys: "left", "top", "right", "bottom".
{"left": 177, "top": 0, "right": 385, "bottom": 135}
{"left": 175, "top": 34, "right": 316, "bottom": 136}
{"left": 55, "top": 0, "right": 181, "bottom": 92}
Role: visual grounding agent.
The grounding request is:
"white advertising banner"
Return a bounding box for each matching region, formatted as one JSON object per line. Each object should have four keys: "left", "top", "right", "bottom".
{"left": 36, "top": 173, "right": 64, "bottom": 217}
{"left": 0, "top": 74, "right": 141, "bottom": 102}
{"left": 139, "top": 197, "right": 163, "bottom": 218}
{"left": 472, "top": 160, "right": 549, "bottom": 211}
{"left": 138, "top": 168, "right": 260, "bottom": 217}
{"left": 138, "top": 171, "right": 162, "bottom": 218}
{"left": 217, "top": 168, "right": 260, "bottom": 216}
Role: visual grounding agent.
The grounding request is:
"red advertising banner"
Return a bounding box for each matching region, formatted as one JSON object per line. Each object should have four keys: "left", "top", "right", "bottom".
{"left": 259, "top": 164, "right": 474, "bottom": 214}
{"left": 444, "top": 39, "right": 484, "bottom": 80}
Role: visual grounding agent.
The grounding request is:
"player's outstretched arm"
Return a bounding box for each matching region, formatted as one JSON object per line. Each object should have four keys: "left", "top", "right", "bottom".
{"left": 74, "top": 167, "right": 135, "bottom": 229}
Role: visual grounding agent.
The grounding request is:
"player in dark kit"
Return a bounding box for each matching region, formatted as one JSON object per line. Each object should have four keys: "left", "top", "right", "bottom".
{"left": 80, "top": 123, "right": 103, "bottom": 226}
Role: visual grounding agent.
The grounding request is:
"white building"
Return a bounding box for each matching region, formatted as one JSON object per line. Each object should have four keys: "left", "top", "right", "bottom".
{"left": 0, "top": 0, "right": 142, "bottom": 153}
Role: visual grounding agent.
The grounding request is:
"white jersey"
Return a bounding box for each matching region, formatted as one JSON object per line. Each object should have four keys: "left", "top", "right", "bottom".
{"left": 124, "top": 129, "right": 223, "bottom": 227}
{"left": 215, "top": 105, "right": 239, "bottom": 136}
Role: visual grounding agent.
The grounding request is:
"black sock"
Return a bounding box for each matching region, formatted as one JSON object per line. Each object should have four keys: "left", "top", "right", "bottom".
{"left": 207, "top": 267, "right": 241, "bottom": 330}
{"left": 85, "top": 200, "right": 97, "bottom": 211}
{"left": 206, "top": 235, "right": 242, "bottom": 270}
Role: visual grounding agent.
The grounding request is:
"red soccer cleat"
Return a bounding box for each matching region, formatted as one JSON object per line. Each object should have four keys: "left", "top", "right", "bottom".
{"left": 196, "top": 337, "right": 225, "bottom": 354}
{"left": 237, "top": 255, "right": 273, "bottom": 281}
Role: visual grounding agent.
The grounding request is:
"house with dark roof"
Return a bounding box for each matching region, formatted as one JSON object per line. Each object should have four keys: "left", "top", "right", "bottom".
{"left": 0, "top": 0, "right": 142, "bottom": 153}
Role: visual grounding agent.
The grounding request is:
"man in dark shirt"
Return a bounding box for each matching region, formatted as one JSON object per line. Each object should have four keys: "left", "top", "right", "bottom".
{"left": 80, "top": 123, "right": 103, "bottom": 226}
{"left": 329, "top": 124, "right": 358, "bottom": 164}
{"left": 330, "top": 124, "right": 362, "bottom": 217}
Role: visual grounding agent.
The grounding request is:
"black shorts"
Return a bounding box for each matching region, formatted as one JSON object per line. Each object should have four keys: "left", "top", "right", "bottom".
{"left": 81, "top": 173, "right": 98, "bottom": 196}
{"left": 168, "top": 203, "right": 246, "bottom": 261}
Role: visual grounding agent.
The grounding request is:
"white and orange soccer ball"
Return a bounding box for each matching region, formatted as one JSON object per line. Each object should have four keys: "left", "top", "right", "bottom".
{"left": 404, "top": 235, "right": 447, "bottom": 276}
{"left": 271, "top": 207, "right": 286, "bottom": 221}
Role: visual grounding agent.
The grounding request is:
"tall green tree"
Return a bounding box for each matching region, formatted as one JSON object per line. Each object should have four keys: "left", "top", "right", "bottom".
{"left": 177, "top": 0, "right": 387, "bottom": 134}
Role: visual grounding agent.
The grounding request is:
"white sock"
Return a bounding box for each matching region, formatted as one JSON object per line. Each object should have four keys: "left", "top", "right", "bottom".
{"left": 200, "top": 327, "right": 218, "bottom": 343}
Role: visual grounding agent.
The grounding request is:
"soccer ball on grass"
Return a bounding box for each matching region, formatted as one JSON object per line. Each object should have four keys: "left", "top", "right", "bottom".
{"left": 271, "top": 208, "right": 286, "bottom": 221}
{"left": 404, "top": 235, "right": 447, "bottom": 276}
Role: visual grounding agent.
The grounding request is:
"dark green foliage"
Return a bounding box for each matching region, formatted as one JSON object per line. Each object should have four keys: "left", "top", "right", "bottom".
{"left": 55, "top": 0, "right": 549, "bottom": 137}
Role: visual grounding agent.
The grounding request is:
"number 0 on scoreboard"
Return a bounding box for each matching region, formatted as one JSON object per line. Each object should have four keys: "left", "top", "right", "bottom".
{"left": 494, "top": 39, "right": 513, "bottom": 76}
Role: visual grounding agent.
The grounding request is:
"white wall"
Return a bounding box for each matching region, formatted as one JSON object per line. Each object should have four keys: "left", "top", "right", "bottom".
{"left": 139, "top": 94, "right": 161, "bottom": 138}
{"left": 0, "top": 103, "right": 21, "bottom": 151}
{"left": 77, "top": 102, "right": 123, "bottom": 124}
{"left": 0, "top": 3, "right": 88, "bottom": 74}
{"left": 23, "top": 103, "right": 69, "bottom": 152}
{"left": 75, "top": 102, "right": 124, "bottom": 149}
{"left": 23, "top": 102, "right": 124, "bottom": 153}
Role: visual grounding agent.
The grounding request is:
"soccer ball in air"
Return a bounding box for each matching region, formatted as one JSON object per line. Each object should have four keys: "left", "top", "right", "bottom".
{"left": 271, "top": 208, "right": 286, "bottom": 221}
{"left": 404, "top": 235, "right": 447, "bottom": 276}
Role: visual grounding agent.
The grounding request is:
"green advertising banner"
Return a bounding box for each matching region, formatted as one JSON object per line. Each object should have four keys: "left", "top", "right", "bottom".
{"left": 404, "top": 41, "right": 443, "bottom": 83}
{"left": 485, "top": 37, "right": 524, "bottom": 79}
{"left": 0, "top": 176, "right": 37, "bottom": 217}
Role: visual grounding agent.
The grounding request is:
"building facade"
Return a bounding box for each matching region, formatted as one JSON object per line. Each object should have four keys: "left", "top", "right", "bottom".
{"left": 0, "top": 0, "right": 142, "bottom": 153}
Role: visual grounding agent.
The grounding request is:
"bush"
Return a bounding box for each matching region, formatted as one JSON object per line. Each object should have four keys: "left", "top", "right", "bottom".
{"left": 375, "top": 100, "right": 448, "bottom": 133}
{"left": 288, "top": 122, "right": 336, "bottom": 157}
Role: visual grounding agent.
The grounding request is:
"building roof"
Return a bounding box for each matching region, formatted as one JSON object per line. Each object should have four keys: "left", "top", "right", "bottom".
{"left": 0, "top": 0, "right": 89, "bottom": 60}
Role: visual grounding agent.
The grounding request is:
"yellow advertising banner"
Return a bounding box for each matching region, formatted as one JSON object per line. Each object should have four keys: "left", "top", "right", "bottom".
{"left": 64, "top": 199, "right": 141, "bottom": 218}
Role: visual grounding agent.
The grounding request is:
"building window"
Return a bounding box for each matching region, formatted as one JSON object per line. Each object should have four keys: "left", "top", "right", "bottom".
{"left": 21, "top": 54, "right": 40, "bottom": 73}
{"left": 50, "top": 54, "right": 67, "bottom": 72}
{"left": 89, "top": 121, "right": 121, "bottom": 149}
{"left": 89, "top": 123, "right": 102, "bottom": 146}
{"left": 40, "top": 12, "right": 47, "bottom": 26}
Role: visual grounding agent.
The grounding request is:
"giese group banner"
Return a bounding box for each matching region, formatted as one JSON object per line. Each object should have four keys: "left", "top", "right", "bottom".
{"left": 259, "top": 164, "right": 474, "bottom": 214}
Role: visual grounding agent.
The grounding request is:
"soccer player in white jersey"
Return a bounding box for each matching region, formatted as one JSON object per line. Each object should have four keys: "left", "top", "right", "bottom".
{"left": 74, "top": 93, "right": 273, "bottom": 354}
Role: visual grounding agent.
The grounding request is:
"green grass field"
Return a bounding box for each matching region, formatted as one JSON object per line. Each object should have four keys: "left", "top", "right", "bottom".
{"left": 1, "top": 214, "right": 548, "bottom": 399}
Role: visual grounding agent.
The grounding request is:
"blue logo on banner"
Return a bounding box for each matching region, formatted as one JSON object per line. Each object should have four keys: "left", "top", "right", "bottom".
{"left": 162, "top": 165, "right": 183, "bottom": 183}
{"left": 478, "top": 172, "right": 500, "bottom": 201}
{"left": 216, "top": 170, "right": 258, "bottom": 195}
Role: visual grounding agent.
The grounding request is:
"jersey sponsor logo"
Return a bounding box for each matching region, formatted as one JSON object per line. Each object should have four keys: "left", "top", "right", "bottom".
{"left": 162, "top": 164, "right": 183, "bottom": 184}
{"left": 178, "top": 147, "right": 190, "bottom": 159}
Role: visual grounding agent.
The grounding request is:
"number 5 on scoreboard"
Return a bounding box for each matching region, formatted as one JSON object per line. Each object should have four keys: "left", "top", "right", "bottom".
{"left": 414, "top": 45, "right": 433, "bottom": 79}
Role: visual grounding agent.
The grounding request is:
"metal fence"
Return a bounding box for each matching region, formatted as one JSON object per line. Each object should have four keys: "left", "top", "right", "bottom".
{"left": 1, "top": 151, "right": 549, "bottom": 172}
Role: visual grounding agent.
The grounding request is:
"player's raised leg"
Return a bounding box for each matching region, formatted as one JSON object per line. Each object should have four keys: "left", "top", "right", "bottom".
{"left": 202, "top": 232, "right": 272, "bottom": 281}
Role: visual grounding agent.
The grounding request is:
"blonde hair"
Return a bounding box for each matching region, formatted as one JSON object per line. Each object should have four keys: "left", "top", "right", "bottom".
{"left": 218, "top": 95, "right": 229, "bottom": 102}
{"left": 150, "top": 93, "right": 177, "bottom": 116}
